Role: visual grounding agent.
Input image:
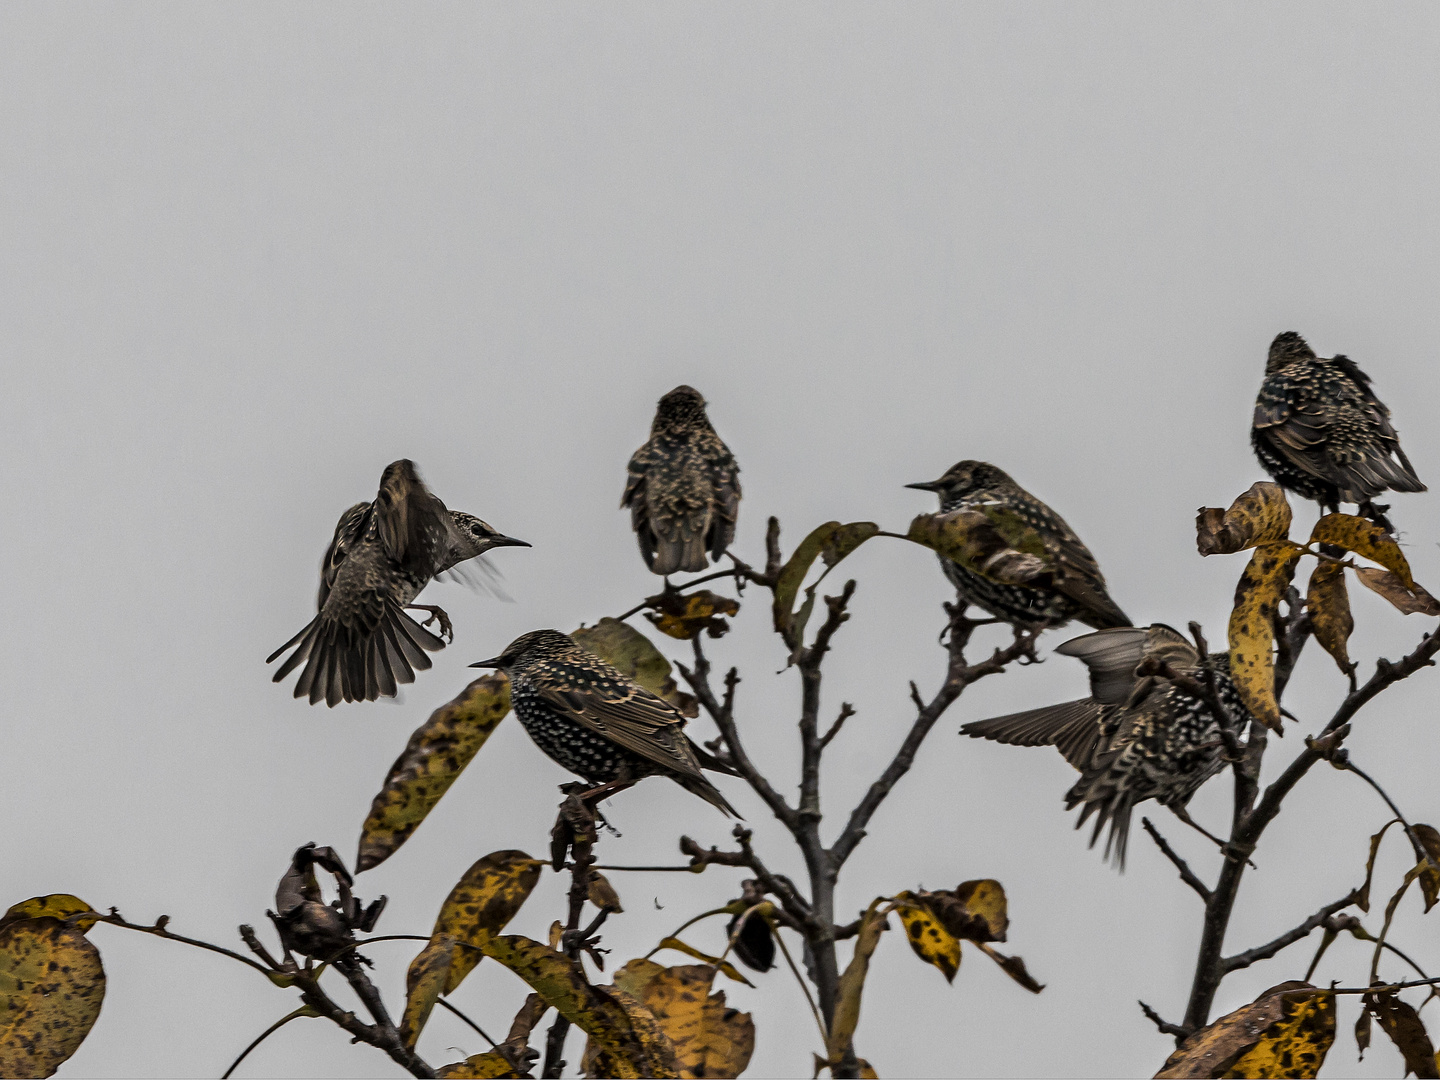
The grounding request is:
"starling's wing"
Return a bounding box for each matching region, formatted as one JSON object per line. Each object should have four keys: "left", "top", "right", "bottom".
{"left": 622, "top": 443, "right": 660, "bottom": 572}
{"left": 373, "top": 459, "right": 453, "bottom": 579}
{"left": 317, "top": 502, "right": 372, "bottom": 610}
{"left": 703, "top": 434, "right": 741, "bottom": 562}
{"left": 961, "top": 699, "right": 1110, "bottom": 770}
{"left": 437, "top": 556, "right": 514, "bottom": 602}
{"left": 1055, "top": 626, "right": 1159, "bottom": 704}
{"left": 1330, "top": 357, "right": 1426, "bottom": 495}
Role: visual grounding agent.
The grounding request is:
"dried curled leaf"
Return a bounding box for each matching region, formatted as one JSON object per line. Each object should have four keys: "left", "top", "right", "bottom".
{"left": 773, "top": 522, "right": 880, "bottom": 642}
{"left": 1228, "top": 541, "right": 1303, "bottom": 733}
{"left": 1355, "top": 568, "right": 1440, "bottom": 617}
{"left": 356, "top": 673, "right": 513, "bottom": 872}
{"left": 827, "top": 899, "right": 887, "bottom": 1071}
{"left": 436, "top": 1051, "right": 525, "bottom": 1078}
{"left": 400, "top": 936, "right": 455, "bottom": 1048}
{"left": 574, "top": 618, "right": 698, "bottom": 716}
{"left": 1359, "top": 819, "right": 1403, "bottom": 913}
{"left": 1305, "top": 561, "right": 1354, "bottom": 674}
{"left": 892, "top": 895, "right": 960, "bottom": 983}
{"left": 1196, "top": 483, "right": 1293, "bottom": 556}
{"left": 1155, "top": 982, "right": 1334, "bottom": 1079}
{"left": 1364, "top": 988, "right": 1438, "bottom": 1078}
{"left": 1311, "top": 513, "right": 1417, "bottom": 589}
{"left": 645, "top": 591, "right": 740, "bottom": 641}
{"left": 917, "top": 880, "right": 1009, "bottom": 943}
{"left": 652, "top": 937, "right": 753, "bottom": 987}
{"left": 433, "top": 850, "right": 545, "bottom": 994}
{"left": 906, "top": 511, "right": 1048, "bottom": 585}
{"left": 812, "top": 1054, "right": 880, "bottom": 1079}
{"left": 974, "top": 943, "right": 1044, "bottom": 993}
{"left": 1411, "top": 824, "right": 1440, "bottom": 913}
{"left": 725, "top": 908, "right": 775, "bottom": 974}
{"left": 586, "top": 960, "right": 755, "bottom": 1079}
{"left": 0, "top": 896, "right": 98, "bottom": 936}
{"left": 0, "top": 917, "right": 107, "bottom": 1079}
{"left": 482, "top": 935, "right": 679, "bottom": 1079}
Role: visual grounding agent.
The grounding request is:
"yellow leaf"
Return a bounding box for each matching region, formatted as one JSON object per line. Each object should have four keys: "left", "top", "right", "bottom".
{"left": 0, "top": 896, "right": 98, "bottom": 935}
{"left": 588, "top": 872, "right": 624, "bottom": 914}
{"left": 813, "top": 1053, "right": 880, "bottom": 1078}
{"left": 356, "top": 673, "right": 513, "bottom": 872}
{"left": 644, "top": 591, "right": 741, "bottom": 641}
{"left": 1155, "top": 982, "right": 1334, "bottom": 1079}
{"left": 1196, "top": 482, "right": 1293, "bottom": 556}
{"left": 1311, "top": 513, "right": 1417, "bottom": 589}
{"left": 652, "top": 937, "right": 754, "bottom": 987}
{"left": 915, "top": 880, "right": 1009, "bottom": 943}
{"left": 400, "top": 936, "right": 455, "bottom": 1048}
{"left": 436, "top": 1050, "right": 525, "bottom": 1078}
{"left": 481, "top": 936, "right": 679, "bottom": 1079}
{"left": 573, "top": 619, "right": 698, "bottom": 715}
{"left": 1354, "top": 567, "right": 1440, "bottom": 616}
{"left": 1227, "top": 541, "right": 1303, "bottom": 733}
{"left": 587, "top": 960, "right": 755, "bottom": 1079}
{"left": 1305, "top": 561, "right": 1354, "bottom": 675}
{"left": 0, "top": 917, "right": 106, "bottom": 1079}
{"left": 906, "top": 511, "right": 1048, "bottom": 585}
{"left": 432, "top": 851, "right": 545, "bottom": 994}
{"left": 827, "top": 900, "right": 887, "bottom": 1069}
{"left": 891, "top": 896, "right": 960, "bottom": 983}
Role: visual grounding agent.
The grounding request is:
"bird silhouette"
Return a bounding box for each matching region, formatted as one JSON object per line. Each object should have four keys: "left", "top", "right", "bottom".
{"left": 268, "top": 460, "right": 529, "bottom": 706}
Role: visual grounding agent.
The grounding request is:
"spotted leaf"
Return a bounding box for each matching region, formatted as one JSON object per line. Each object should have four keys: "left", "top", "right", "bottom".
{"left": 1196, "top": 483, "right": 1293, "bottom": 556}
{"left": 1228, "top": 541, "right": 1303, "bottom": 733}
{"left": 1155, "top": 982, "right": 1334, "bottom": 1079}
{"left": 432, "top": 850, "right": 545, "bottom": 994}
{"left": 0, "top": 917, "right": 106, "bottom": 1079}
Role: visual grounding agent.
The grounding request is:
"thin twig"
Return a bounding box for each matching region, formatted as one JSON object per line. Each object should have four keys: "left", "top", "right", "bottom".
{"left": 1141, "top": 818, "right": 1212, "bottom": 903}
{"left": 96, "top": 910, "right": 276, "bottom": 979}
{"left": 222, "top": 1007, "right": 317, "bottom": 1078}
{"left": 1138, "top": 1000, "right": 1191, "bottom": 1042}
{"left": 1221, "top": 893, "right": 1359, "bottom": 972}
{"left": 773, "top": 925, "right": 828, "bottom": 1044}
{"left": 435, "top": 998, "right": 500, "bottom": 1049}
{"left": 818, "top": 703, "right": 856, "bottom": 751}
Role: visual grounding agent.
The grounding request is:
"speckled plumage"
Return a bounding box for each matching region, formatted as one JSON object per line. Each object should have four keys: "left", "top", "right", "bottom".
{"left": 962, "top": 625, "right": 1251, "bottom": 866}
{"left": 907, "top": 461, "right": 1130, "bottom": 630}
{"left": 1252, "top": 332, "right": 1425, "bottom": 514}
{"left": 473, "top": 629, "right": 739, "bottom": 815}
{"left": 623, "top": 386, "right": 740, "bottom": 576}
{"left": 268, "top": 460, "right": 528, "bottom": 707}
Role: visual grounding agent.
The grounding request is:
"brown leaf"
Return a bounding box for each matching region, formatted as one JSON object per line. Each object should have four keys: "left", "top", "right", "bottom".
{"left": 400, "top": 936, "right": 455, "bottom": 1048}
{"left": 1411, "top": 823, "right": 1440, "bottom": 913}
{"left": 1311, "top": 513, "right": 1418, "bottom": 589}
{"left": 0, "top": 917, "right": 107, "bottom": 1079}
{"left": 891, "top": 895, "right": 960, "bottom": 983}
{"left": 356, "top": 673, "right": 513, "bottom": 872}
{"left": 1356, "top": 1007, "right": 1372, "bottom": 1061}
{"left": 827, "top": 900, "right": 888, "bottom": 1070}
{"left": 1358, "top": 819, "right": 1402, "bottom": 913}
{"left": 574, "top": 618, "right": 699, "bottom": 716}
{"left": 1355, "top": 568, "right": 1440, "bottom": 617}
{"left": 652, "top": 937, "right": 754, "bottom": 987}
{"left": 431, "top": 850, "right": 545, "bottom": 994}
{"left": 1155, "top": 982, "right": 1334, "bottom": 1079}
{"left": 1305, "top": 561, "right": 1354, "bottom": 674}
{"left": 1196, "top": 483, "right": 1293, "bottom": 556}
{"left": 916, "top": 880, "right": 1009, "bottom": 944}
{"left": 974, "top": 943, "right": 1044, "bottom": 993}
{"left": 646, "top": 591, "right": 741, "bottom": 641}
{"left": 1365, "top": 988, "right": 1438, "bottom": 1078}
{"left": 1228, "top": 541, "right": 1304, "bottom": 733}
{"left": 436, "top": 1051, "right": 525, "bottom": 1078}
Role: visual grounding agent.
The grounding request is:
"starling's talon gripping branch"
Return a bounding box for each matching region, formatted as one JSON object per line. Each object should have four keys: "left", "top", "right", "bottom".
{"left": 406, "top": 604, "right": 454, "bottom": 643}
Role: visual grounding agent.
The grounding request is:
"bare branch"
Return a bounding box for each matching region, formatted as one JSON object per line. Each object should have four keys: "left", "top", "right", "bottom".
{"left": 1139, "top": 1000, "right": 1191, "bottom": 1043}
{"left": 1221, "top": 893, "right": 1360, "bottom": 973}
{"left": 679, "top": 831, "right": 814, "bottom": 928}
{"left": 818, "top": 703, "right": 856, "bottom": 751}
{"left": 96, "top": 910, "right": 278, "bottom": 980}
{"left": 1141, "top": 818, "right": 1213, "bottom": 903}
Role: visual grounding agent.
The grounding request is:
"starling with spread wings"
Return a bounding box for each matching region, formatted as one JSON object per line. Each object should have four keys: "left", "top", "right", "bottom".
{"left": 268, "top": 459, "right": 529, "bottom": 706}
{"left": 471, "top": 629, "right": 739, "bottom": 815}
{"left": 623, "top": 385, "right": 740, "bottom": 576}
{"left": 961, "top": 624, "right": 1252, "bottom": 866}
{"left": 906, "top": 461, "right": 1131, "bottom": 631}
{"left": 1253, "top": 331, "right": 1424, "bottom": 526}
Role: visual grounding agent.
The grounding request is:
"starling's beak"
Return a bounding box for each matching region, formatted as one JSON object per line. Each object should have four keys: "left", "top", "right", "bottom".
{"left": 489, "top": 535, "right": 532, "bottom": 549}
{"left": 468, "top": 657, "right": 503, "bottom": 668}
{"left": 905, "top": 480, "right": 944, "bottom": 492}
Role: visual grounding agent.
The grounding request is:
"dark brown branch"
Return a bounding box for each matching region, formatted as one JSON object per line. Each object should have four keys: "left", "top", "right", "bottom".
{"left": 679, "top": 830, "right": 813, "bottom": 928}
{"left": 1141, "top": 818, "right": 1213, "bottom": 903}
{"left": 818, "top": 703, "right": 856, "bottom": 751}
{"left": 96, "top": 910, "right": 278, "bottom": 980}
{"left": 1139, "top": 1000, "right": 1191, "bottom": 1042}
{"left": 1221, "top": 893, "right": 1359, "bottom": 973}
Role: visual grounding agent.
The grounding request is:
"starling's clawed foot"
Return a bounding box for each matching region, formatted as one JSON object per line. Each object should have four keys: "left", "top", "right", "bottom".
{"left": 406, "top": 604, "right": 454, "bottom": 643}
{"left": 1359, "top": 500, "right": 1397, "bottom": 535}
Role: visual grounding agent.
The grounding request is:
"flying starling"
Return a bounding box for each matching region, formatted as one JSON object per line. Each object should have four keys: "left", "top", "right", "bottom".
{"left": 906, "top": 461, "right": 1131, "bottom": 631}
{"left": 623, "top": 385, "right": 741, "bottom": 576}
{"left": 470, "top": 629, "right": 740, "bottom": 815}
{"left": 1252, "top": 331, "right": 1425, "bottom": 524}
{"left": 267, "top": 460, "right": 530, "bottom": 707}
{"left": 961, "top": 624, "right": 1251, "bottom": 866}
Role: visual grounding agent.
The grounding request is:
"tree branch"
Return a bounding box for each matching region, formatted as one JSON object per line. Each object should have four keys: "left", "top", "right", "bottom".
{"left": 1221, "top": 892, "right": 1359, "bottom": 973}
{"left": 1141, "top": 818, "right": 1213, "bottom": 903}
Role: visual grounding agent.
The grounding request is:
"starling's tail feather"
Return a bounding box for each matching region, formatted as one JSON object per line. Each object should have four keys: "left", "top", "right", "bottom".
{"left": 677, "top": 773, "right": 743, "bottom": 818}
{"left": 1072, "top": 790, "right": 1134, "bottom": 870}
{"left": 652, "top": 534, "right": 709, "bottom": 576}
{"left": 267, "top": 601, "right": 445, "bottom": 707}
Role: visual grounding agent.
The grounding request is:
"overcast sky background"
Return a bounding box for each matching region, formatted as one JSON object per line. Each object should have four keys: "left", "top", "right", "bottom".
{"left": 5, "top": 4, "right": 1440, "bottom": 1077}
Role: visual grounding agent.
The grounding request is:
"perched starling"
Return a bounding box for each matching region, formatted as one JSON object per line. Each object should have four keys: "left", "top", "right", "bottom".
{"left": 1252, "top": 332, "right": 1425, "bottom": 521}
{"left": 961, "top": 624, "right": 1252, "bottom": 866}
{"left": 623, "top": 386, "right": 740, "bottom": 576}
{"left": 470, "top": 629, "right": 740, "bottom": 815}
{"left": 268, "top": 460, "right": 529, "bottom": 707}
{"left": 906, "top": 461, "right": 1131, "bottom": 630}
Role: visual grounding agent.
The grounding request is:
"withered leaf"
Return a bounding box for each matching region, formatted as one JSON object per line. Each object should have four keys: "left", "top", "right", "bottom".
{"left": 0, "top": 896, "right": 98, "bottom": 936}
{"left": 917, "top": 880, "right": 1009, "bottom": 944}
{"left": 400, "top": 936, "right": 455, "bottom": 1048}
{"left": 1355, "top": 568, "right": 1440, "bottom": 617}
{"left": 0, "top": 917, "right": 106, "bottom": 1079}
{"left": 1311, "top": 513, "right": 1418, "bottom": 589}
{"left": 356, "top": 672, "right": 513, "bottom": 873}
{"left": 1358, "top": 819, "right": 1402, "bottom": 913}
{"left": 574, "top": 618, "right": 699, "bottom": 716}
{"left": 1196, "top": 483, "right": 1293, "bottom": 556}
{"left": 1411, "top": 823, "right": 1440, "bottom": 913}
{"left": 1364, "top": 988, "right": 1438, "bottom": 1078}
{"left": 726, "top": 908, "right": 775, "bottom": 974}
{"left": 827, "top": 899, "right": 887, "bottom": 1072}
{"left": 1155, "top": 981, "right": 1334, "bottom": 1079}
{"left": 588, "top": 872, "right": 624, "bottom": 914}
{"left": 645, "top": 591, "right": 740, "bottom": 641}
{"left": 975, "top": 943, "right": 1044, "bottom": 993}
{"left": 891, "top": 894, "right": 960, "bottom": 983}
{"left": 773, "top": 522, "right": 880, "bottom": 643}
{"left": 436, "top": 1050, "right": 525, "bottom": 1078}
{"left": 432, "top": 850, "right": 545, "bottom": 994}
{"left": 1228, "top": 541, "right": 1304, "bottom": 733}
{"left": 653, "top": 936, "right": 753, "bottom": 987}
{"left": 906, "top": 511, "right": 1049, "bottom": 585}
{"left": 822, "top": 522, "right": 881, "bottom": 567}
{"left": 1305, "top": 561, "right": 1354, "bottom": 674}
{"left": 1356, "top": 1007, "right": 1372, "bottom": 1061}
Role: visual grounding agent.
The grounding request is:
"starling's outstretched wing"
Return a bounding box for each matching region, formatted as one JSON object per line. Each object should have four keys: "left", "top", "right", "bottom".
{"left": 374, "top": 459, "right": 453, "bottom": 578}
{"left": 533, "top": 675, "right": 740, "bottom": 816}
{"left": 961, "top": 698, "right": 1110, "bottom": 770}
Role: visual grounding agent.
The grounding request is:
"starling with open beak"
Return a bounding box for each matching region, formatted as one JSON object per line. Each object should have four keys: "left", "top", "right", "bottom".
{"left": 907, "top": 461, "right": 1131, "bottom": 631}
{"left": 471, "top": 629, "right": 739, "bottom": 815}
{"left": 623, "top": 385, "right": 740, "bottom": 576}
{"left": 268, "top": 459, "right": 530, "bottom": 706}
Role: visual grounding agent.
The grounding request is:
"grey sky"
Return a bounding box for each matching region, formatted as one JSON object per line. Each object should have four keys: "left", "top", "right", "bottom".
{"left": 5, "top": 3, "right": 1440, "bottom": 1076}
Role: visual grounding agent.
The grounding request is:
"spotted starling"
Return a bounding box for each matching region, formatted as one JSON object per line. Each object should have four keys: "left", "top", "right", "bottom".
{"left": 623, "top": 386, "right": 741, "bottom": 576}
{"left": 268, "top": 460, "right": 529, "bottom": 707}
{"left": 1252, "top": 332, "right": 1425, "bottom": 521}
{"left": 906, "top": 461, "right": 1131, "bottom": 630}
{"left": 961, "top": 624, "right": 1252, "bottom": 866}
{"left": 470, "top": 629, "right": 740, "bottom": 815}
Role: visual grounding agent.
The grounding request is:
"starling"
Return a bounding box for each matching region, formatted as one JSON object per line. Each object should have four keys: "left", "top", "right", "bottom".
{"left": 623, "top": 385, "right": 740, "bottom": 576}
{"left": 469, "top": 629, "right": 740, "bottom": 815}
{"left": 961, "top": 624, "right": 1252, "bottom": 866}
{"left": 1252, "top": 331, "right": 1425, "bottom": 522}
{"left": 268, "top": 460, "right": 530, "bottom": 707}
{"left": 906, "top": 461, "right": 1131, "bottom": 631}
